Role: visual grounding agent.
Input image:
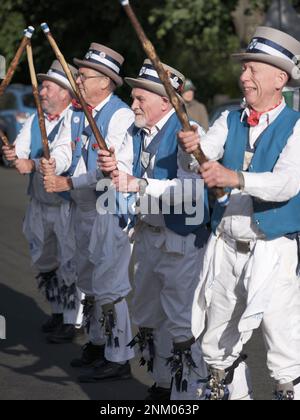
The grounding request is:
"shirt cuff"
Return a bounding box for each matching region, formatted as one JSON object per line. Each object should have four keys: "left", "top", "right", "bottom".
{"left": 145, "top": 178, "right": 176, "bottom": 199}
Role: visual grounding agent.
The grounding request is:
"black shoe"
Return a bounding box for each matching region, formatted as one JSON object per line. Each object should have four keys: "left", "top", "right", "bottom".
{"left": 41, "top": 314, "right": 63, "bottom": 333}
{"left": 145, "top": 384, "right": 171, "bottom": 401}
{"left": 78, "top": 361, "right": 131, "bottom": 383}
{"left": 70, "top": 342, "right": 105, "bottom": 368}
{"left": 47, "top": 324, "right": 76, "bottom": 344}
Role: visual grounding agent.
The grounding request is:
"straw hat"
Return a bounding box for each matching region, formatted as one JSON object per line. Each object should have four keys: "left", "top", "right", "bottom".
{"left": 37, "top": 60, "right": 77, "bottom": 93}
{"left": 232, "top": 26, "right": 300, "bottom": 87}
{"left": 74, "top": 43, "right": 124, "bottom": 87}
{"left": 125, "top": 59, "right": 185, "bottom": 97}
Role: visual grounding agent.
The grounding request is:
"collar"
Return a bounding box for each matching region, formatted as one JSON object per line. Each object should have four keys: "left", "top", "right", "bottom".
{"left": 45, "top": 104, "right": 71, "bottom": 122}
{"left": 142, "top": 108, "right": 176, "bottom": 136}
{"left": 240, "top": 98, "right": 286, "bottom": 126}
{"left": 93, "top": 93, "right": 113, "bottom": 112}
{"left": 71, "top": 94, "right": 112, "bottom": 114}
{"left": 46, "top": 113, "right": 60, "bottom": 122}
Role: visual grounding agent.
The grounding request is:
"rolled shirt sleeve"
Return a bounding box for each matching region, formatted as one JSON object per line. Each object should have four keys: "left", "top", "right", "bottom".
{"left": 71, "top": 107, "right": 135, "bottom": 189}
{"left": 179, "top": 112, "right": 229, "bottom": 172}
{"left": 242, "top": 119, "right": 300, "bottom": 202}
{"left": 14, "top": 109, "right": 72, "bottom": 175}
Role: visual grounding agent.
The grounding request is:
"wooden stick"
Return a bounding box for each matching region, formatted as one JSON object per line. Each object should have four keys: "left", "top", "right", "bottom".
{"left": 0, "top": 128, "right": 17, "bottom": 167}
{"left": 26, "top": 40, "right": 50, "bottom": 160}
{"left": 41, "top": 23, "right": 109, "bottom": 152}
{"left": 120, "top": 0, "right": 229, "bottom": 206}
{"left": 0, "top": 27, "right": 35, "bottom": 97}
{"left": 0, "top": 129, "right": 9, "bottom": 147}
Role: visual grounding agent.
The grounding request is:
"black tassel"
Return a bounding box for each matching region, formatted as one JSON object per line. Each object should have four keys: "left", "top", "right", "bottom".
{"left": 181, "top": 379, "right": 188, "bottom": 393}
{"left": 127, "top": 334, "right": 141, "bottom": 348}
{"left": 140, "top": 357, "right": 146, "bottom": 367}
{"left": 175, "top": 369, "right": 183, "bottom": 392}
{"left": 147, "top": 359, "right": 154, "bottom": 373}
{"left": 114, "top": 337, "right": 120, "bottom": 348}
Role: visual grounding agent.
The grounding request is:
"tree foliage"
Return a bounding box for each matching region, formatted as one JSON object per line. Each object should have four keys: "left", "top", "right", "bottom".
{"left": 0, "top": 0, "right": 296, "bottom": 106}
{"left": 148, "top": 0, "right": 241, "bottom": 104}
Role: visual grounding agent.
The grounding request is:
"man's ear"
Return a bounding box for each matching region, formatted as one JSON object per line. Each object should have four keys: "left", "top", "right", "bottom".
{"left": 100, "top": 76, "right": 111, "bottom": 90}
{"left": 161, "top": 96, "right": 171, "bottom": 111}
{"left": 276, "top": 71, "right": 289, "bottom": 90}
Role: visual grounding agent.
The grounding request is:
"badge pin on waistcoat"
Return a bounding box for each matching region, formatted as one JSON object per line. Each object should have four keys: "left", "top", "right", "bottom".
{"left": 73, "top": 116, "right": 80, "bottom": 124}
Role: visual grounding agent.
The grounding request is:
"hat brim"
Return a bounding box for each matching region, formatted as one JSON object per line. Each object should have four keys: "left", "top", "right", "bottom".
{"left": 73, "top": 58, "right": 123, "bottom": 87}
{"left": 125, "top": 77, "right": 184, "bottom": 102}
{"left": 37, "top": 74, "right": 75, "bottom": 95}
{"left": 232, "top": 53, "right": 300, "bottom": 87}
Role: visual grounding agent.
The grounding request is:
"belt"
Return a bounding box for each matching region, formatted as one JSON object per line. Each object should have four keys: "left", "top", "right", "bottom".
{"left": 221, "top": 233, "right": 252, "bottom": 254}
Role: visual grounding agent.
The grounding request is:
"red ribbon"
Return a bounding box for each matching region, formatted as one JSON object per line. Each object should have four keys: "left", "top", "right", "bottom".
{"left": 46, "top": 114, "right": 60, "bottom": 122}
{"left": 71, "top": 99, "right": 94, "bottom": 114}
{"left": 247, "top": 101, "right": 282, "bottom": 127}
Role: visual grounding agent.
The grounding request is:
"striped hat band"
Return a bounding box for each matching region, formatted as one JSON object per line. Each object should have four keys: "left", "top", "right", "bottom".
{"left": 246, "top": 37, "right": 299, "bottom": 66}
{"left": 138, "top": 63, "right": 184, "bottom": 94}
{"left": 84, "top": 49, "right": 121, "bottom": 76}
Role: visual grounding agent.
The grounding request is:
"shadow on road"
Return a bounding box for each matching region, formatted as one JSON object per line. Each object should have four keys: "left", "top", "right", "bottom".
{"left": 0, "top": 283, "right": 148, "bottom": 400}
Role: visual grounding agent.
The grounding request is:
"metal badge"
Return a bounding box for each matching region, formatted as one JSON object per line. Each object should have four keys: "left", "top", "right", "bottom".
{"left": 141, "top": 151, "right": 151, "bottom": 170}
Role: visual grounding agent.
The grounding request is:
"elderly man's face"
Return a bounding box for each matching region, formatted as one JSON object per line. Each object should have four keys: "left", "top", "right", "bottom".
{"left": 240, "top": 61, "right": 288, "bottom": 111}
{"left": 131, "top": 88, "right": 170, "bottom": 129}
{"left": 40, "top": 80, "right": 68, "bottom": 114}
{"left": 76, "top": 67, "right": 109, "bottom": 105}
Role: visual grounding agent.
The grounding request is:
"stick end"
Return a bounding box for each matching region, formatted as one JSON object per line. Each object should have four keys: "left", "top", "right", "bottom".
{"left": 120, "top": 0, "right": 129, "bottom": 5}
{"left": 41, "top": 22, "right": 50, "bottom": 33}
{"left": 24, "top": 26, "right": 35, "bottom": 39}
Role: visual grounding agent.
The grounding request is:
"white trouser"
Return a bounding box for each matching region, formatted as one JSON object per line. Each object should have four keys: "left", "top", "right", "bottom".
{"left": 24, "top": 199, "right": 63, "bottom": 315}
{"left": 73, "top": 206, "right": 97, "bottom": 295}
{"left": 89, "top": 213, "right": 132, "bottom": 303}
{"left": 132, "top": 223, "right": 207, "bottom": 394}
{"left": 23, "top": 198, "right": 60, "bottom": 273}
{"left": 201, "top": 236, "right": 300, "bottom": 397}
{"left": 24, "top": 198, "right": 81, "bottom": 322}
{"left": 88, "top": 213, "right": 134, "bottom": 362}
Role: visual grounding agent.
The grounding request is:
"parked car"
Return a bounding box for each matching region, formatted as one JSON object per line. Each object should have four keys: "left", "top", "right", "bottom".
{"left": 0, "top": 84, "right": 35, "bottom": 164}
{"left": 209, "top": 99, "right": 243, "bottom": 127}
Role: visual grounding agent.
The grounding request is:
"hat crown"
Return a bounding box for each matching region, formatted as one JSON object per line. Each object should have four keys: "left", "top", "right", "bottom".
{"left": 246, "top": 26, "right": 300, "bottom": 67}
{"left": 48, "top": 60, "right": 77, "bottom": 79}
{"left": 73, "top": 43, "right": 124, "bottom": 87}
{"left": 137, "top": 59, "right": 185, "bottom": 94}
{"left": 86, "top": 43, "right": 124, "bottom": 68}
{"left": 37, "top": 59, "right": 76, "bottom": 93}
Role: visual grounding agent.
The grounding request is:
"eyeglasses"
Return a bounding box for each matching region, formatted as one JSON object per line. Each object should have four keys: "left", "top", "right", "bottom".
{"left": 77, "top": 73, "right": 107, "bottom": 82}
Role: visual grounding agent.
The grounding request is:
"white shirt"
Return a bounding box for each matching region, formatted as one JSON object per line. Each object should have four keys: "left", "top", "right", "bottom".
{"left": 15, "top": 106, "right": 72, "bottom": 175}
{"left": 14, "top": 106, "right": 72, "bottom": 205}
{"left": 180, "top": 99, "right": 300, "bottom": 240}
{"left": 58, "top": 94, "right": 134, "bottom": 208}
{"left": 117, "top": 109, "right": 206, "bottom": 227}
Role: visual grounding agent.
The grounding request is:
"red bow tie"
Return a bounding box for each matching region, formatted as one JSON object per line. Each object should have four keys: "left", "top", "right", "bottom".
{"left": 71, "top": 99, "right": 94, "bottom": 114}
{"left": 247, "top": 110, "right": 263, "bottom": 127}
{"left": 247, "top": 101, "right": 282, "bottom": 127}
{"left": 46, "top": 113, "right": 60, "bottom": 122}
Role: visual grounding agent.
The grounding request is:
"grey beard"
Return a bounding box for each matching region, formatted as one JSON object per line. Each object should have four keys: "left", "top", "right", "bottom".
{"left": 134, "top": 115, "right": 147, "bottom": 128}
